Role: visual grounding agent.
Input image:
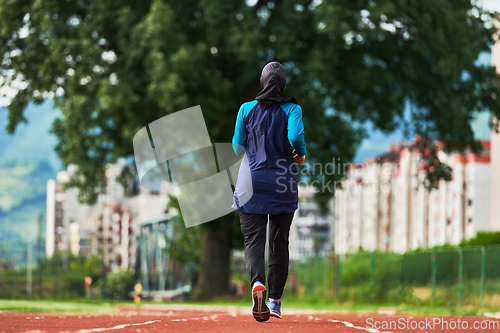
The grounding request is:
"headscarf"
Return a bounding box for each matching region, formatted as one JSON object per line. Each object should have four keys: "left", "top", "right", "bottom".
{"left": 255, "top": 61, "right": 298, "bottom": 110}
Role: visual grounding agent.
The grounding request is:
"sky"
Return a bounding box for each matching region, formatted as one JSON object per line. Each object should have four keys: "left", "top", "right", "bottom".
{"left": 481, "top": 0, "right": 500, "bottom": 12}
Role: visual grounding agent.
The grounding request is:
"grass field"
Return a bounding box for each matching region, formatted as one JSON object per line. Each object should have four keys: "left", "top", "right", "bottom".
{"left": 0, "top": 300, "right": 117, "bottom": 314}
{"left": 1, "top": 299, "right": 499, "bottom": 317}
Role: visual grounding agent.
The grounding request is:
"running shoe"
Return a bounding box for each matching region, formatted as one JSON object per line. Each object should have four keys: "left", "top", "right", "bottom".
{"left": 268, "top": 299, "right": 281, "bottom": 319}
{"left": 251, "top": 282, "right": 270, "bottom": 322}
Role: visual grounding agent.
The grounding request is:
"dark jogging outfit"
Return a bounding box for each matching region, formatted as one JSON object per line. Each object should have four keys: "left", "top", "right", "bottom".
{"left": 232, "top": 62, "right": 306, "bottom": 302}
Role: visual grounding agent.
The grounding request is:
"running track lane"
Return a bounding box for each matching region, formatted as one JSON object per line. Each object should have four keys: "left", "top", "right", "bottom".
{"left": 1, "top": 307, "right": 499, "bottom": 333}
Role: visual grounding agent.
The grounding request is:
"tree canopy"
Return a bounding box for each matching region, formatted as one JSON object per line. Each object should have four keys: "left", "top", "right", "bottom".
{"left": 1, "top": 0, "right": 499, "bottom": 204}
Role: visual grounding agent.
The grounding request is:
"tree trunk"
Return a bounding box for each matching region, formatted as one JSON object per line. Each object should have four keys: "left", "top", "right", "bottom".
{"left": 193, "top": 218, "right": 232, "bottom": 300}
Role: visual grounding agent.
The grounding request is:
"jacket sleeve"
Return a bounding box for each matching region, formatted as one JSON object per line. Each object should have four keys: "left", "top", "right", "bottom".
{"left": 288, "top": 105, "right": 306, "bottom": 156}
{"left": 232, "top": 104, "right": 247, "bottom": 155}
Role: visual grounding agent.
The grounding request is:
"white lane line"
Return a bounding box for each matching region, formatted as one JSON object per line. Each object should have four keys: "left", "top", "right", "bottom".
{"left": 329, "top": 319, "right": 393, "bottom": 333}
{"left": 342, "top": 321, "right": 355, "bottom": 328}
{"left": 74, "top": 320, "right": 161, "bottom": 333}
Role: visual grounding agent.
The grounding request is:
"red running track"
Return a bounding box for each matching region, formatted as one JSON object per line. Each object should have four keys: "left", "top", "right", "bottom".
{"left": 1, "top": 305, "right": 499, "bottom": 333}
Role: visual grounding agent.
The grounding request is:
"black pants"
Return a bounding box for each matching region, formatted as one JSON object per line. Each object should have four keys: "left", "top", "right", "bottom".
{"left": 239, "top": 211, "right": 294, "bottom": 299}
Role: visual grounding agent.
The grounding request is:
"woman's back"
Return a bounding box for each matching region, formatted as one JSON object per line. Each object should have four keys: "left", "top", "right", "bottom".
{"left": 233, "top": 100, "right": 304, "bottom": 214}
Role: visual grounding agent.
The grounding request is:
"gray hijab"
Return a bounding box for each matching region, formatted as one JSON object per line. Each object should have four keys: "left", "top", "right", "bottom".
{"left": 255, "top": 61, "right": 298, "bottom": 110}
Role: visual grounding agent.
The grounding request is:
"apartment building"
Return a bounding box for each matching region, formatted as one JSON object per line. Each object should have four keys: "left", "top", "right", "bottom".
{"left": 335, "top": 140, "right": 494, "bottom": 254}
{"left": 46, "top": 164, "right": 169, "bottom": 271}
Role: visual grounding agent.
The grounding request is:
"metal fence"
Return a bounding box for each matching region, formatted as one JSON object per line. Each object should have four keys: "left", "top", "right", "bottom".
{"left": 284, "top": 245, "right": 500, "bottom": 307}
{"left": 2, "top": 244, "right": 500, "bottom": 306}
{"left": 0, "top": 255, "right": 101, "bottom": 300}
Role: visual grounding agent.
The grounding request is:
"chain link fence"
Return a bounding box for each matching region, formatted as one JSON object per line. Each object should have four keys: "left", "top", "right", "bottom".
{"left": 283, "top": 245, "right": 500, "bottom": 307}
{"left": 2, "top": 244, "right": 500, "bottom": 306}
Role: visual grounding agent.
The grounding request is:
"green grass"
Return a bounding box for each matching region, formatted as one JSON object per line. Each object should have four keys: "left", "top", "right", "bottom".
{"left": 1, "top": 298, "right": 499, "bottom": 317}
{"left": 0, "top": 299, "right": 117, "bottom": 314}
{"left": 125, "top": 298, "right": 500, "bottom": 317}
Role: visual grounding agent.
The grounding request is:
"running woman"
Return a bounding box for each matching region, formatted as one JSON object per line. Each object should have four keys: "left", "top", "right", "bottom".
{"left": 232, "top": 61, "right": 306, "bottom": 322}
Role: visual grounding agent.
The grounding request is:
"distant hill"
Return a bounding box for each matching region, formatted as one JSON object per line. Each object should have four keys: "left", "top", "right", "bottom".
{"left": 0, "top": 100, "right": 61, "bottom": 263}
{"left": 0, "top": 100, "right": 60, "bottom": 169}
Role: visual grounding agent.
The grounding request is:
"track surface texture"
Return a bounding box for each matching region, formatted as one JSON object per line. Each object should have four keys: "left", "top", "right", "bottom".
{"left": 1, "top": 305, "right": 499, "bottom": 333}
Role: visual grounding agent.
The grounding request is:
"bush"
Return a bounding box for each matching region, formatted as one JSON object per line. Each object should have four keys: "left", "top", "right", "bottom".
{"left": 99, "top": 269, "right": 135, "bottom": 300}
{"left": 461, "top": 231, "right": 500, "bottom": 247}
{"left": 339, "top": 251, "right": 401, "bottom": 304}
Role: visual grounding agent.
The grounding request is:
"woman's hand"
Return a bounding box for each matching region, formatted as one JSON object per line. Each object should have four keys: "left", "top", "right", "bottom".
{"left": 292, "top": 150, "right": 305, "bottom": 165}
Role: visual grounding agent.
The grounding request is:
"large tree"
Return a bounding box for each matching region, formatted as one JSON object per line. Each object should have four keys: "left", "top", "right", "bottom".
{"left": 1, "top": 0, "right": 499, "bottom": 298}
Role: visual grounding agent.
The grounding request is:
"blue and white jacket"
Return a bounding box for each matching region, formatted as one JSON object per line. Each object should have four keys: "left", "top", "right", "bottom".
{"left": 232, "top": 100, "right": 306, "bottom": 214}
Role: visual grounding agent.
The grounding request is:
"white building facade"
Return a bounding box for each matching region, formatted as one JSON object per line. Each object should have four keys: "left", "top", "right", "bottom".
{"left": 335, "top": 141, "right": 494, "bottom": 254}
{"left": 45, "top": 164, "right": 170, "bottom": 271}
